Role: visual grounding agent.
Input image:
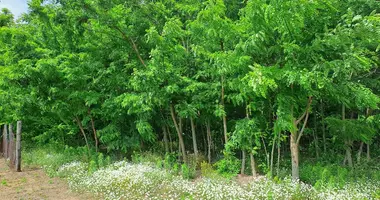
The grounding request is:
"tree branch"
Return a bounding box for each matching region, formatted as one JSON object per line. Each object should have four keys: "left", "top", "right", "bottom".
{"left": 296, "top": 96, "right": 313, "bottom": 144}
{"left": 113, "top": 26, "right": 146, "bottom": 67}
{"left": 295, "top": 96, "right": 313, "bottom": 125}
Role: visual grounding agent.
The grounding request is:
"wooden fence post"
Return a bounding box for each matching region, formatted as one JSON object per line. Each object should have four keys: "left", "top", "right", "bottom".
{"left": 2, "top": 125, "right": 7, "bottom": 158}
{"left": 16, "top": 121, "right": 22, "bottom": 172}
{"left": 8, "top": 124, "right": 14, "bottom": 167}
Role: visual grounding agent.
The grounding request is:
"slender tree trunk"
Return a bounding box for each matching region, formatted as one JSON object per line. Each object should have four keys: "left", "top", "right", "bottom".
{"left": 220, "top": 40, "right": 228, "bottom": 144}
{"left": 201, "top": 125, "right": 207, "bottom": 156}
{"left": 313, "top": 114, "right": 320, "bottom": 159}
{"left": 342, "top": 105, "right": 353, "bottom": 168}
{"left": 241, "top": 151, "right": 246, "bottom": 175}
{"left": 270, "top": 137, "right": 275, "bottom": 177}
{"left": 163, "top": 125, "right": 169, "bottom": 153}
{"left": 75, "top": 117, "right": 90, "bottom": 155}
{"left": 367, "top": 143, "right": 370, "bottom": 161}
{"left": 179, "top": 117, "right": 183, "bottom": 141}
{"left": 276, "top": 135, "right": 281, "bottom": 176}
{"left": 261, "top": 136, "right": 269, "bottom": 170}
{"left": 221, "top": 76, "right": 228, "bottom": 144}
{"left": 345, "top": 140, "right": 353, "bottom": 168}
{"left": 365, "top": 108, "right": 371, "bottom": 161}
{"left": 250, "top": 152, "right": 257, "bottom": 177}
{"left": 190, "top": 117, "right": 198, "bottom": 157}
{"left": 88, "top": 109, "right": 98, "bottom": 153}
{"left": 357, "top": 142, "right": 364, "bottom": 163}
{"left": 206, "top": 120, "right": 212, "bottom": 163}
{"left": 170, "top": 103, "right": 187, "bottom": 162}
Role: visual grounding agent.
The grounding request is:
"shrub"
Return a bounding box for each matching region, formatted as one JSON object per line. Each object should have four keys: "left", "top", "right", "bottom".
{"left": 214, "top": 155, "right": 240, "bottom": 178}
{"left": 200, "top": 161, "right": 217, "bottom": 178}
{"left": 181, "top": 163, "right": 196, "bottom": 179}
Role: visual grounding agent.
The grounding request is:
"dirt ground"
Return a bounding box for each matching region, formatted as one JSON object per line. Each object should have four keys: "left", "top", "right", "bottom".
{"left": 0, "top": 158, "right": 92, "bottom": 200}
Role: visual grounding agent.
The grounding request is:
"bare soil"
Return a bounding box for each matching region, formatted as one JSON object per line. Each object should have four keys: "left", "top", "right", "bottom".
{"left": 0, "top": 158, "right": 92, "bottom": 200}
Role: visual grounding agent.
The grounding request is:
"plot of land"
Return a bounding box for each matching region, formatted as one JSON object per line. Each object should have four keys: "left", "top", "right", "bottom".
{"left": 0, "top": 158, "right": 91, "bottom": 200}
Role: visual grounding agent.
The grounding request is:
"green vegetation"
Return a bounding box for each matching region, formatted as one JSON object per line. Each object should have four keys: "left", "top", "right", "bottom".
{"left": 1, "top": 0, "right": 380, "bottom": 199}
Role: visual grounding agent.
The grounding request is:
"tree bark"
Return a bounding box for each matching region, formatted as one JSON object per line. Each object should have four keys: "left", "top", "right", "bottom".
{"left": 342, "top": 105, "right": 353, "bottom": 168}
{"left": 190, "top": 117, "right": 198, "bottom": 158}
{"left": 357, "top": 142, "right": 364, "bottom": 163}
{"left": 313, "top": 113, "right": 320, "bottom": 159}
{"left": 270, "top": 137, "right": 275, "bottom": 177}
{"left": 276, "top": 135, "right": 281, "bottom": 176}
{"left": 250, "top": 152, "right": 257, "bottom": 177}
{"left": 241, "top": 150, "right": 246, "bottom": 175}
{"left": 170, "top": 103, "right": 187, "bottom": 162}
{"left": 221, "top": 76, "right": 228, "bottom": 144}
{"left": 88, "top": 108, "right": 98, "bottom": 153}
{"left": 290, "top": 96, "right": 312, "bottom": 180}
{"left": 290, "top": 133, "right": 299, "bottom": 180}
{"left": 345, "top": 141, "right": 353, "bottom": 168}
{"left": 75, "top": 117, "right": 90, "bottom": 155}
{"left": 206, "top": 120, "right": 212, "bottom": 163}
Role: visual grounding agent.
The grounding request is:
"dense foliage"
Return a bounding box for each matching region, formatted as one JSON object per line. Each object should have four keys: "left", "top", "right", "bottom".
{"left": 1, "top": 0, "right": 380, "bottom": 184}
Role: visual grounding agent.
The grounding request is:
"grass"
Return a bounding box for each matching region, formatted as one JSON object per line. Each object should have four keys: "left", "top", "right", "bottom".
{"left": 1, "top": 179, "right": 7, "bottom": 186}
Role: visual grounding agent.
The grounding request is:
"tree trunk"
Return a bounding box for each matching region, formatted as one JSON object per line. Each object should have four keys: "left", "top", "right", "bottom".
{"left": 75, "top": 117, "right": 90, "bottom": 155}
{"left": 206, "top": 120, "right": 212, "bottom": 163}
{"left": 221, "top": 76, "right": 228, "bottom": 144}
{"left": 270, "top": 137, "right": 275, "bottom": 177}
{"left": 290, "top": 133, "right": 299, "bottom": 180}
{"left": 163, "top": 125, "right": 169, "bottom": 153}
{"left": 341, "top": 105, "right": 353, "bottom": 168}
{"left": 250, "top": 152, "right": 257, "bottom": 177}
{"left": 88, "top": 109, "right": 99, "bottom": 153}
{"left": 276, "top": 135, "right": 281, "bottom": 176}
{"left": 201, "top": 125, "right": 207, "bottom": 156}
{"left": 241, "top": 150, "right": 246, "bottom": 175}
{"left": 313, "top": 114, "right": 320, "bottom": 159}
{"left": 357, "top": 142, "right": 364, "bottom": 163}
{"left": 190, "top": 117, "right": 198, "bottom": 157}
{"left": 290, "top": 96, "right": 312, "bottom": 180}
{"left": 170, "top": 103, "right": 187, "bottom": 162}
{"left": 345, "top": 141, "right": 353, "bottom": 168}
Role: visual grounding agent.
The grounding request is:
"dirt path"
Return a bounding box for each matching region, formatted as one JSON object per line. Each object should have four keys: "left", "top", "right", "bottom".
{"left": 0, "top": 158, "right": 92, "bottom": 200}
